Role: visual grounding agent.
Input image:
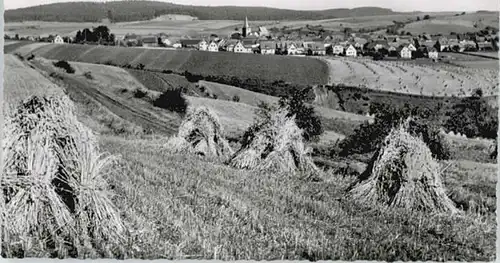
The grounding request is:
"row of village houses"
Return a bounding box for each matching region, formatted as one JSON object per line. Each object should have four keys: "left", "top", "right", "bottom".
{"left": 123, "top": 33, "right": 498, "bottom": 59}
{"left": 24, "top": 30, "right": 498, "bottom": 60}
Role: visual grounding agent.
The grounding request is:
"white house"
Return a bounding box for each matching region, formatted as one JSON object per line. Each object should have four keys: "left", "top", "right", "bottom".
{"left": 428, "top": 47, "right": 439, "bottom": 59}
{"left": 53, "top": 35, "right": 64, "bottom": 44}
{"left": 198, "top": 40, "right": 208, "bottom": 51}
{"left": 332, "top": 44, "right": 344, "bottom": 55}
{"left": 233, "top": 41, "right": 252, "bottom": 53}
{"left": 260, "top": 41, "right": 276, "bottom": 54}
{"left": 399, "top": 46, "right": 412, "bottom": 59}
{"left": 407, "top": 43, "right": 417, "bottom": 52}
{"left": 207, "top": 41, "right": 219, "bottom": 52}
{"left": 345, "top": 45, "right": 357, "bottom": 57}
{"left": 162, "top": 38, "right": 172, "bottom": 46}
{"left": 172, "top": 42, "right": 182, "bottom": 49}
{"left": 286, "top": 42, "right": 298, "bottom": 55}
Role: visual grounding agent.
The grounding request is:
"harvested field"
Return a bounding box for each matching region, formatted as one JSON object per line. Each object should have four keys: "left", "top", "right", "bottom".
{"left": 95, "top": 134, "right": 496, "bottom": 261}
{"left": 3, "top": 54, "right": 64, "bottom": 109}
{"left": 11, "top": 43, "right": 329, "bottom": 85}
{"left": 323, "top": 57, "right": 498, "bottom": 97}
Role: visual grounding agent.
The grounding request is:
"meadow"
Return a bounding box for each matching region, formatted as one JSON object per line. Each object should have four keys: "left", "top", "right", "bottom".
{"left": 16, "top": 43, "right": 330, "bottom": 86}
{"left": 2, "top": 52, "right": 497, "bottom": 261}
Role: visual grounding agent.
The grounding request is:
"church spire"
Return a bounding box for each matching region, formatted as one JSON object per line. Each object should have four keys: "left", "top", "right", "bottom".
{"left": 244, "top": 16, "right": 249, "bottom": 29}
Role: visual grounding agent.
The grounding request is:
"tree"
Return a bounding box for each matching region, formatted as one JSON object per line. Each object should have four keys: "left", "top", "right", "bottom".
{"left": 337, "top": 102, "right": 450, "bottom": 160}
{"left": 81, "top": 28, "right": 93, "bottom": 42}
{"left": 423, "top": 15, "right": 431, "bottom": 20}
{"left": 75, "top": 30, "right": 82, "bottom": 43}
{"left": 93, "top": 25, "right": 110, "bottom": 43}
{"left": 15, "top": 34, "right": 19, "bottom": 40}
{"left": 107, "top": 10, "right": 114, "bottom": 23}
{"left": 444, "top": 90, "right": 498, "bottom": 139}
{"left": 417, "top": 16, "right": 421, "bottom": 21}
{"left": 153, "top": 89, "right": 188, "bottom": 115}
{"left": 278, "top": 88, "right": 323, "bottom": 142}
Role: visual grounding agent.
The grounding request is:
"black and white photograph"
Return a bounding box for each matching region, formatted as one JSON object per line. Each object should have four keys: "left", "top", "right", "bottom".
{"left": 1, "top": 0, "right": 499, "bottom": 261}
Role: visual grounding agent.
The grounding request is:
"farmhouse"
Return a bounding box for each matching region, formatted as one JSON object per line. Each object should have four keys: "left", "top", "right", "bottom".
{"left": 354, "top": 37, "right": 368, "bottom": 50}
{"left": 477, "top": 41, "right": 494, "bottom": 51}
{"left": 428, "top": 48, "right": 439, "bottom": 59}
{"left": 407, "top": 43, "right": 417, "bottom": 52}
{"left": 286, "top": 42, "right": 298, "bottom": 55}
{"left": 258, "top": 26, "right": 269, "bottom": 37}
{"left": 345, "top": 44, "right": 357, "bottom": 57}
{"left": 53, "top": 35, "right": 64, "bottom": 44}
{"left": 181, "top": 39, "right": 202, "bottom": 49}
{"left": 207, "top": 41, "right": 219, "bottom": 52}
{"left": 308, "top": 42, "right": 326, "bottom": 55}
{"left": 260, "top": 41, "right": 276, "bottom": 54}
{"left": 332, "top": 44, "right": 344, "bottom": 55}
{"left": 398, "top": 46, "right": 412, "bottom": 59}
{"left": 435, "top": 37, "right": 449, "bottom": 52}
{"left": 142, "top": 36, "right": 159, "bottom": 47}
{"left": 198, "top": 39, "right": 208, "bottom": 51}
{"left": 233, "top": 41, "right": 253, "bottom": 53}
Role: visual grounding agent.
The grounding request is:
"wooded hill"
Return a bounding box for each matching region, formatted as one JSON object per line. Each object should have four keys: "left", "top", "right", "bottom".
{"left": 5, "top": 1, "right": 400, "bottom": 22}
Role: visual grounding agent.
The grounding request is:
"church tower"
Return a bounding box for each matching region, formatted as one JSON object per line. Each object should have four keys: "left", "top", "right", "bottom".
{"left": 242, "top": 16, "right": 251, "bottom": 37}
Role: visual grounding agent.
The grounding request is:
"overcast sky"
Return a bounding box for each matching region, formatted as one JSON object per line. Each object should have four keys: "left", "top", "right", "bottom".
{"left": 4, "top": 0, "right": 499, "bottom": 12}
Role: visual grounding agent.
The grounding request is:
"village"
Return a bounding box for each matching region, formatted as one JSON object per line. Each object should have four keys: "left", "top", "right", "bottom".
{"left": 6, "top": 15, "right": 499, "bottom": 61}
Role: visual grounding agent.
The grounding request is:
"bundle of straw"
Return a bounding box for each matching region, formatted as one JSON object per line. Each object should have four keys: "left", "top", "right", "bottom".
{"left": 1, "top": 95, "right": 126, "bottom": 258}
{"left": 165, "top": 106, "right": 233, "bottom": 159}
{"left": 349, "top": 119, "right": 459, "bottom": 214}
{"left": 229, "top": 108, "right": 319, "bottom": 176}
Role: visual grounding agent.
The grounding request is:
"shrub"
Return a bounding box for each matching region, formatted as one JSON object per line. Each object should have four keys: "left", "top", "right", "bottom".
{"left": 444, "top": 93, "right": 498, "bottom": 139}
{"left": 278, "top": 88, "right": 323, "bottom": 142}
{"left": 53, "top": 60, "right": 75, "bottom": 74}
{"left": 14, "top": 53, "right": 25, "bottom": 60}
{"left": 133, "top": 88, "right": 147, "bottom": 98}
{"left": 153, "top": 89, "right": 188, "bottom": 115}
{"left": 27, "top": 54, "right": 35, "bottom": 61}
{"left": 338, "top": 103, "right": 451, "bottom": 160}
{"left": 136, "top": 63, "right": 145, "bottom": 70}
{"left": 232, "top": 95, "right": 240, "bottom": 102}
{"left": 83, "top": 71, "right": 93, "bottom": 80}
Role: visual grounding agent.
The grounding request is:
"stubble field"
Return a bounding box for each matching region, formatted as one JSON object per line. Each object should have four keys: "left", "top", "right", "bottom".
{"left": 323, "top": 56, "right": 499, "bottom": 97}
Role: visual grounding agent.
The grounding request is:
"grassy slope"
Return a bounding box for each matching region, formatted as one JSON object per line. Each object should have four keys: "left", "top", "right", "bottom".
{"left": 3, "top": 54, "right": 64, "bottom": 110}
{"left": 30, "top": 57, "right": 182, "bottom": 136}
{"left": 19, "top": 43, "right": 329, "bottom": 86}
{"left": 101, "top": 135, "right": 496, "bottom": 261}
{"left": 402, "top": 13, "right": 499, "bottom": 34}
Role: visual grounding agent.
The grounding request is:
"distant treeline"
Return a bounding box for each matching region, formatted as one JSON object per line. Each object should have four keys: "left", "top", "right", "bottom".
{"left": 5, "top": 1, "right": 399, "bottom": 22}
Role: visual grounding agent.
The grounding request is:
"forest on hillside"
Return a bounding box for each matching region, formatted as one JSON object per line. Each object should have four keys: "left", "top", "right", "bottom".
{"left": 5, "top": 1, "right": 399, "bottom": 22}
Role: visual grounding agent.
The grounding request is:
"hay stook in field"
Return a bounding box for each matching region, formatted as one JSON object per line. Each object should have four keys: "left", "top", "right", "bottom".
{"left": 2, "top": 94, "right": 126, "bottom": 258}
{"left": 348, "top": 118, "right": 460, "bottom": 214}
{"left": 165, "top": 106, "right": 234, "bottom": 159}
{"left": 228, "top": 107, "right": 320, "bottom": 177}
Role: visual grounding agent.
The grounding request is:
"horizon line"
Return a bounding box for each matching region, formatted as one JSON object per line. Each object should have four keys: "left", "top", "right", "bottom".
{"left": 4, "top": 0, "right": 499, "bottom": 13}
